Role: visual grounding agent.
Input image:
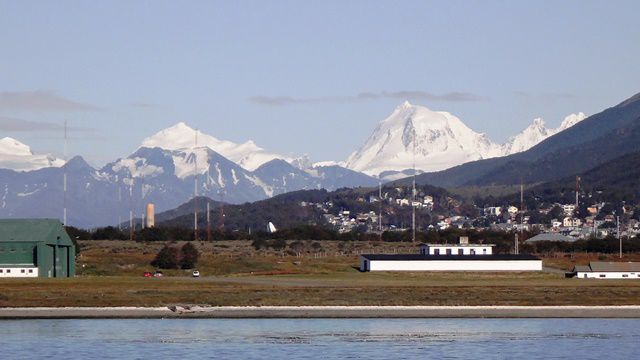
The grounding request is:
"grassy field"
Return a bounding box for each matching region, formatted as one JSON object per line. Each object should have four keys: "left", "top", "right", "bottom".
{"left": 1, "top": 240, "right": 639, "bottom": 307}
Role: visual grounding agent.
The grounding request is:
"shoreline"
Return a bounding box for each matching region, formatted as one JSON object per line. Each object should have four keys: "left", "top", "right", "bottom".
{"left": 2, "top": 305, "right": 640, "bottom": 319}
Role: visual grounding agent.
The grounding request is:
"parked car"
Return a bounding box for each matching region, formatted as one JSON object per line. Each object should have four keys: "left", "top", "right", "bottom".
{"left": 143, "top": 271, "right": 152, "bottom": 278}
{"left": 153, "top": 271, "right": 164, "bottom": 277}
{"left": 192, "top": 270, "right": 200, "bottom": 278}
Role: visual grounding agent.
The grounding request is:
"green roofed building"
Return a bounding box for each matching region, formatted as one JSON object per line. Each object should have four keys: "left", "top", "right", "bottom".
{"left": 0, "top": 219, "right": 75, "bottom": 278}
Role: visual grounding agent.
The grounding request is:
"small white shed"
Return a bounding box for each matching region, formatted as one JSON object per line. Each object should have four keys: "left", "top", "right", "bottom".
{"left": 572, "top": 262, "right": 640, "bottom": 279}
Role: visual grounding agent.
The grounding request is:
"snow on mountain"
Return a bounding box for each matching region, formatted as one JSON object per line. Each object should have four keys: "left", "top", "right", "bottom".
{"left": 501, "top": 112, "right": 587, "bottom": 155}
{"left": 0, "top": 137, "right": 64, "bottom": 172}
{"left": 345, "top": 102, "right": 502, "bottom": 176}
{"left": 141, "top": 122, "right": 296, "bottom": 171}
{"left": 345, "top": 103, "right": 587, "bottom": 176}
{"left": 558, "top": 112, "right": 587, "bottom": 131}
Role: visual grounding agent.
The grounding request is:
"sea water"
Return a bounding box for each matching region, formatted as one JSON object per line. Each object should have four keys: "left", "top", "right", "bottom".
{"left": 0, "top": 319, "right": 638, "bottom": 359}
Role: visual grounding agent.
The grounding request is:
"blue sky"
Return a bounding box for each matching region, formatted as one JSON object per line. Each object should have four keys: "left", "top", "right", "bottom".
{"left": 1, "top": 0, "right": 639, "bottom": 166}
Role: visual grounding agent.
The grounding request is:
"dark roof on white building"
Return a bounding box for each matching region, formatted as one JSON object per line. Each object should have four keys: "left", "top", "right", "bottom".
{"left": 525, "top": 233, "right": 576, "bottom": 243}
{"left": 360, "top": 254, "right": 540, "bottom": 261}
{"left": 573, "top": 262, "right": 640, "bottom": 272}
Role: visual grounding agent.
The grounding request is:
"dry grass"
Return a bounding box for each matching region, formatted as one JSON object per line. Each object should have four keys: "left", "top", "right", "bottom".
{"left": 1, "top": 240, "right": 639, "bottom": 307}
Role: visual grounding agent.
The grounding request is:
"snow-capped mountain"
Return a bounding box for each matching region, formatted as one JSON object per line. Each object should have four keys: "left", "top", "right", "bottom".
{"left": 500, "top": 113, "right": 586, "bottom": 155}
{"left": 0, "top": 135, "right": 377, "bottom": 227}
{"left": 0, "top": 137, "right": 64, "bottom": 172}
{"left": 345, "top": 102, "right": 502, "bottom": 176}
{"left": 345, "top": 102, "right": 586, "bottom": 176}
{"left": 141, "top": 122, "right": 298, "bottom": 171}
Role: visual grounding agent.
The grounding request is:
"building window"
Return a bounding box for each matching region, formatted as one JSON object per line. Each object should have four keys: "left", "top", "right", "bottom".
{"left": 0, "top": 269, "right": 3, "bottom": 273}
{"left": 434, "top": 249, "right": 440, "bottom": 255}
{"left": 599, "top": 274, "right": 606, "bottom": 278}
{"left": 28, "top": 269, "right": 33, "bottom": 273}
{"left": 470, "top": 249, "right": 476, "bottom": 255}
{"left": 446, "top": 249, "right": 452, "bottom": 255}
{"left": 21, "top": 269, "right": 25, "bottom": 273}
{"left": 483, "top": 249, "right": 487, "bottom": 254}
{"left": 6, "top": 269, "right": 10, "bottom": 273}
{"left": 458, "top": 249, "right": 464, "bottom": 255}
{"left": 622, "top": 274, "right": 629, "bottom": 278}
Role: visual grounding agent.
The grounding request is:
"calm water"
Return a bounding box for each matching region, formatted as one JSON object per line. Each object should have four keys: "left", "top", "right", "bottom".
{"left": 0, "top": 319, "right": 639, "bottom": 359}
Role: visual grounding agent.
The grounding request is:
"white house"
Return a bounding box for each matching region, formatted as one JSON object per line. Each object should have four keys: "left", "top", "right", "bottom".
{"left": 572, "top": 262, "right": 640, "bottom": 279}
{"left": 359, "top": 237, "right": 541, "bottom": 272}
{"left": 419, "top": 238, "right": 494, "bottom": 256}
{"left": 562, "top": 204, "right": 576, "bottom": 215}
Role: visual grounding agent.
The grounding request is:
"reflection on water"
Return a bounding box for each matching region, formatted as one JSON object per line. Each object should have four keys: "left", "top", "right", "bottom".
{"left": 1, "top": 319, "right": 638, "bottom": 359}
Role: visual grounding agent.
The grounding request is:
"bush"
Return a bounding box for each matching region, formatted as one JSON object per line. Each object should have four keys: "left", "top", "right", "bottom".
{"left": 151, "top": 245, "right": 180, "bottom": 269}
{"left": 180, "top": 242, "right": 199, "bottom": 269}
{"left": 251, "top": 238, "right": 267, "bottom": 250}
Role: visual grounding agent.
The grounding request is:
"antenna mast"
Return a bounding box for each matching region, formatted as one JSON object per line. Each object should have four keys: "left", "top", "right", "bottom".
{"left": 412, "top": 127, "right": 416, "bottom": 243}
{"left": 194, "top": 128, "right": 199, "bottom": 241}
{"left": 518, "top": 180, "right": 524, "bottom": 254}
{"left": 129, "top": 178, "right": 133, "bottom": 241}
{"left": 63, "top": 120, "right": 67, "bottom": 226}
{"left": 207, "top": 201, "right": 211, "bottom": 242}
{"left": 575, "top": 176, "right": 580, "bottom": 210}
{"left": 378, "top": 180, "right": 382, "bottom": 241}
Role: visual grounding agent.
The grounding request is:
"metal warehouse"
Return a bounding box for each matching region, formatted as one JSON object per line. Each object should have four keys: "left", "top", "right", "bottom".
{"left": 0, "top": 219, "right": 75, "bottom": 278}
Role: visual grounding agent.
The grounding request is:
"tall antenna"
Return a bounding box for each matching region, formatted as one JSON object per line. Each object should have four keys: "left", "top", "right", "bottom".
{"left": 206, "top": 201, "right": 211, "bottom": 242}
{"left": 412, "top": 127, "right": 416, "bottom": 243}
{"left": 63, "top": 120, "right": 67, "bottom": 226}
{"left": 117, "top": 185, "right": 122, "bottom": 231}
{"left": 518, "top": 179, "right": 524, "bottom": 253}
{"left": 575, "top": 176, "right": 580, "bottom": 210}
{"left": 129, "top": 178, "right": 133, "bottom": 241}
{"left": 218, "top": 190, "right": 225, "bottom": 232}
{"left": 378, "top": 180, "right": 382, "bottom": 240}
{"left": 618, "top": 215, "right": 622, "bottom": 259}
{"left": 194, "top": 128, "right": 199, "bottom": 241}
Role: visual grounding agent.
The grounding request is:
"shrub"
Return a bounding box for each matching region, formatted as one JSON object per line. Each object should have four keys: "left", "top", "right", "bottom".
{"left": 180, "top": 242, "right": 199, "bottom": 269}
{"left": 151, "top": 245, "right": 180, "bottom": 269}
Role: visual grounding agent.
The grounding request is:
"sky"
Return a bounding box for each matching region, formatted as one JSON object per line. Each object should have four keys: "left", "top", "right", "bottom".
{"left": 1, "top": 0, "right": 639, "bottom": 167}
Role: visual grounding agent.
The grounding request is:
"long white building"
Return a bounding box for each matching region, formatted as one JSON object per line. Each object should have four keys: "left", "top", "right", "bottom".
{"left": 572, "top": 262, "right": 640, "bottom": 279}
{"left": 359, "top": 237, "right": 542, "bottom": 272}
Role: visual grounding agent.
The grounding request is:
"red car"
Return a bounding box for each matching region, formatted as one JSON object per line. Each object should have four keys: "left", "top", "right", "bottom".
{"left": 143, "top": 271, "right": 152, "bottom": 278}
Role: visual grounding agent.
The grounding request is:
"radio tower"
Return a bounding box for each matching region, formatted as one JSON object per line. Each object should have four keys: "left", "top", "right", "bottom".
{"left": 378, "top": 180, "right": 383, "bottom": 241}
{"left": 194, "top": 128, "right": 199, "bottom": 241}
{"left": 218, "top": 190, "right": 225, "bottom": 232}
{"left": 129, "top": 178, "right": 133, "bottom": 241}
{"left": 575, "top": 176, "right": 580, "bottom": 210}
{"left": 63, "top": 120, "right": 67, "bottom": 226}
{"left": 117, "top": 185, "right": 122, "bottom": 231}
{"left": 412, "top": 127, "right": 416, "bottom": 243}
{"left": 206, "top": 201, "right": 212, "bottom": 242}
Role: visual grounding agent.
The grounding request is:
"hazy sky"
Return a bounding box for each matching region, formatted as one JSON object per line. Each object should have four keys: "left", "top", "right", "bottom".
{"left": 1, "top": 0, "right": 639, "bottom": 166}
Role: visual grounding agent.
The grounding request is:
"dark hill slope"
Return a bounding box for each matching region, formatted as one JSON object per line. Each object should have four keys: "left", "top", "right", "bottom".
{"left": 401, "top": 92, "right": 640, "bottom": 187}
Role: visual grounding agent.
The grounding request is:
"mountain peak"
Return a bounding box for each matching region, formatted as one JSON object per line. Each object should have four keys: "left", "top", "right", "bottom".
{"left": 559, "top": 112, "right": 587, "bottom": 130}
{"left": 141, "top": 122, "right": 295, "bottom": 171}
{"left": 531, "top": 117, "right": 546, "bottom": 127}
{"left": 399, "top": 100, "right": 413, "bottom": 109}
{"left": 0, "top": 137, "right": 33, "bottom": 156}
{"left": 346, "top": 103, "right": 500, "bottom": 175}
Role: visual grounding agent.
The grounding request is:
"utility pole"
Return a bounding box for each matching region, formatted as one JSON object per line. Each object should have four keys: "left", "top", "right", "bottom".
{"left": 378, "top": 180, "right": 383, "bottom": 241}
{"left": 194, "top": 128, "right": 199, "bottom": 241}
{"left": 514, "top": 233, "right": 519, "bottom": 255}
{"left": 575, "top": 176, "right": 580, "bottom": 210}
{"left": 412, "top": 127, "right": 416, "bottom": 243}
{"left": 618, "top": 215, "right": 622, "bottom": 259}
{"left": 520, "top": 180, "right": 524, "bottom": 248}
{"left": 129, "top": 178, "right": 133, "bottom": 241}
{"left": 63, "top": 120, "right": 67, "bottom": 226}
{"left": 207, "top": 201, "right": 211, "bottom": 242}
